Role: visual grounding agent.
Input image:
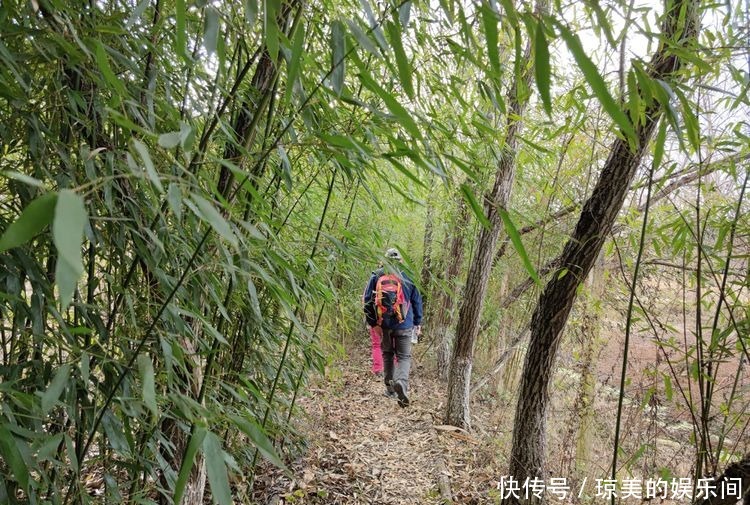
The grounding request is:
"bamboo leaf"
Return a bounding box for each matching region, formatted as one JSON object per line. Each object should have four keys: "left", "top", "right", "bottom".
{"left": 189, "top": 193, "right": 238, "bottom": 247}
{"left": 346, "top": 19, "right": 380, "bottom": 58}
{"left": 229, "top": 415, "right": 288, "bottom": 471}
{"left": 203, "top": 431, "right": 232, "bottom": 505}
{"left": 385, "top": 19, "right": 414, "bottom": 99}
{"left": 556, "top": 22, "right": 636, "bottom": 145}
{"left": 246, "top": 278, "right": 262, "bottom": 318}
{"left": 133, "top": 139, "right": 164, "bottom": 193}
{"left": 663, "top": 372, "right": 673, "bottom": 401}
{"left": 1, "top": 171, "right": 44, "bottom": 188}
{"left": 497, "top": 0, "right": 519, "bottom": 29}
{"left": 498, "top": 209, "right": 540, "bottom": 286}
{"left": 652, "top": 119, "right": 667, "bottom": 170}
{"left": 632, "top": 63, "right": 653, "bottom": 104}
{"left": 158, "top": 131, "right": 181, "bottom": 149}
{"left": 513, "top": 24, "right": 524, "bottom": 99}
{"left": 0, "top": 424, "right": 29, "bottom": 491}
{"left": 444, "top": 154, "right": 480, "bottom": 180}
{"left": 518, "top": 134, "right": 553, "bottom": 154}
{"left": 673, "top": 85, "right": 701, "bottom": 152}
{"left": 41, "top": 364, "right": 71, "bottom": 416}
{"left": 244, "top": 0, "right": 258, "bottom": 27}
{"left": 80, "top": 351, "right": 90, "bottom": 384}
{"left": 399, "top": 1, "right": 412, "bottom": 26}
{"left": 102, "top": 410, "right": 132, "bottom": 457}
{"left": 180, "top": 121, "right": 195, "bottom": 151}
{"left": 652, "top": 79, "right": 683, "bottom": 149}
{"left": 438, "top": 0, "right": 453, "bottom": 19}
{"left": 126, "top": 0, "right": 150, "bottom": 27}
{"left": 357, "top": 70, "right": 421, "bottom": 139}
{"left": 264, "top": 0, "right": 280, "bottom": 62}
{"left": 534, "top": 18, "right": 552, "bottom": 116}
{"left": 174, "top": 427, "right": 207, "bottom": 505}
{"left": 107, "top": 108, "right": 153, "bottom": 136}
{"left": 385, "top": 157, "right": 426, "bottom": 188}
{"left": 481, "top": 3, "right": 500, "bottom": 78}
{"left": 0, "top": 192, "right": 57, "bottom": 252}
{"left": 138, "top": 355, "right": 158, "bottom": 417}
{"left": 459, "top": 183, "right": 490, "bottom": 229}
{"left": 319, "top": 133, "right": 365, "bottom": 152}
{"left": 175, "top": 0, "right": 188, "bottom": 59}
{"left": 204, "top": 7, "right": 220, "bottom": 56}
{"left": 278, "top": 145, "right": 293, "bottom": 191}
{"left": 36, "top": 433, "right": 64, "bottom": 463}
{"left": 360, "top": 0, "right": 388, "bottom": 51}
{"left": 94, "top": 41, "right": 126, "bottom": 97}
{"left": 53, "top": 190, "right": 87, "bottom": 310}
{"left": 168, "top": 183, "right": 183, "bottom": 220}
{"left": 627, "top": 70, "right": 641, "bottom": 126}
{"left": 331, "top": 20, "right": 346, "bottom": 95}
{"left": 284, "top": 20, "right": 305, "bottom": 104}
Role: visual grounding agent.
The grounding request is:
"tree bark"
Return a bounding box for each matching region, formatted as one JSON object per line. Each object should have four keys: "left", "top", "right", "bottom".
{"left": 698, "top": 453, "right": 750, "bottom": 505}
{"left": 503, "top": 1, "right": 700, "bottom": 501}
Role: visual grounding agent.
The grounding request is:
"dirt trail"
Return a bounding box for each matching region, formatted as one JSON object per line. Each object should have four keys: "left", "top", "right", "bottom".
{"left": 252, "top": 352, "right": 502, "bottom": 504}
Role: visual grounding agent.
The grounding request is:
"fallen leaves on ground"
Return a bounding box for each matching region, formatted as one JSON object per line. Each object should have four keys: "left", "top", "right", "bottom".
{"left": 251, "top": 351, "right": 505, "bottom": 504}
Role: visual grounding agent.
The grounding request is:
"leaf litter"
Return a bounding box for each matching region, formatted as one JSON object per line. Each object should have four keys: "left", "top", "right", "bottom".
{"left": 251, "top": 351, "right": 505, "bottom": 504}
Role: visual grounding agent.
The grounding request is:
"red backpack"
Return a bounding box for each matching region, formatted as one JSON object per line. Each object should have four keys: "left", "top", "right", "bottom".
{"left": 375, "top": 273, "right": 409, "bottom": 325}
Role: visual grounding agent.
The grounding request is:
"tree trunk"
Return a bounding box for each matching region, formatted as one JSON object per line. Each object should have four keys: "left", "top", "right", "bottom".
{"left": 216, "top": 1, "right": 295, "bottom": 197}
{"left": 697, "top": 453, "right": 750, "bottom": 505}
{"left": 444, "top": 1, "right": 547, "bottom": 427}
{"left": 503, "top": 1, "right": 700, "bottom": 500}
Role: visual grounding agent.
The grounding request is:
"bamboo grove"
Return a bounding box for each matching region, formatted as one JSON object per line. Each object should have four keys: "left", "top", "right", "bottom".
{"left": 1, "top": 0, "right": 749, "bottom": 503}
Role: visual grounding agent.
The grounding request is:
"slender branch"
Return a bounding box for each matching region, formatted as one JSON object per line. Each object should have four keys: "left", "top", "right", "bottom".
{"left": 709, "top": 168, "right": 749, "bottom": 466}
{"left": 611, "top": 128, "right": 656, "bottom": 501}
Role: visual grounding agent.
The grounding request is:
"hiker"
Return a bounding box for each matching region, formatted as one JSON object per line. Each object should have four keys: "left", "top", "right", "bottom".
{"left": 363, "top": 248, "right": 423, "bottom": 407}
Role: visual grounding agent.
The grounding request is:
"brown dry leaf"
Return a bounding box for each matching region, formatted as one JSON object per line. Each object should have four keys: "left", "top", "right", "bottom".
{"left": 302, "top": 467, "right": 315, "bottom": 485}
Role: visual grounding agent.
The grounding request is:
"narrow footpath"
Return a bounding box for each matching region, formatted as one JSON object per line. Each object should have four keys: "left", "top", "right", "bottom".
{"left": 252, "top": 351, "right": 504, "bottom": 504}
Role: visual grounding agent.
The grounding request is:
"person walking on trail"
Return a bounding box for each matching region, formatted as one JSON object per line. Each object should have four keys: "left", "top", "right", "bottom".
{"left": 363, "top": 248, "right": 423, "bottom": 407}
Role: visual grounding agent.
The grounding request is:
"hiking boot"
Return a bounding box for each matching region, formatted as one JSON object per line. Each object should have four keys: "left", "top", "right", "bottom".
{"left": 392, "top": 380, "right": 409, "bottom": 408}
{"left": 383, "top": 389, "right": 398, "bottom": 399}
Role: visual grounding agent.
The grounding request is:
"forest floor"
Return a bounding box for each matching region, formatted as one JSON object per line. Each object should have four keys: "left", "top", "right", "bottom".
{"left": 251, "top": 348, "right": 505, "bottom": 504}
{"left": 248, "top": 329, "right": 741, "bottom": 505}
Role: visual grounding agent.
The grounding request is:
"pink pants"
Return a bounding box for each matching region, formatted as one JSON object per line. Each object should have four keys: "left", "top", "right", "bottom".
{"left": 370, "top": 326, "right": 383, "bottom": 373}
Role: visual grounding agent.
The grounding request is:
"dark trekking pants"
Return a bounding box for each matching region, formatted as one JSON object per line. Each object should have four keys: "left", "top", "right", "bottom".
{"left": 381, "top": 327, "right": 413, "bottom": 392}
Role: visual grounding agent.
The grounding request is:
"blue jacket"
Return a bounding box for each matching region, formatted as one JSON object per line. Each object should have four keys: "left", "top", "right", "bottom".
{"left": 363, "top": 269, "right": 423, "bottom": 330}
